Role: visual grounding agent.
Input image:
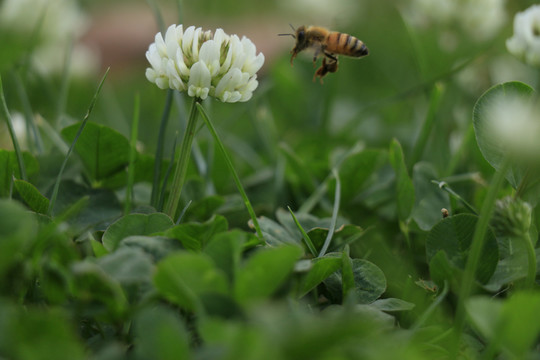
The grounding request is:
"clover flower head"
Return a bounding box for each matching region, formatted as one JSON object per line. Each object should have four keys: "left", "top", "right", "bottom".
{"left": 506, "top": 5, "right": 540, "bottom": 67}
{"left": 145, "top": 24, "right": 265, "bottom": 103}
{"left": 492, "top": 196, "right": 532, "bottom": 237}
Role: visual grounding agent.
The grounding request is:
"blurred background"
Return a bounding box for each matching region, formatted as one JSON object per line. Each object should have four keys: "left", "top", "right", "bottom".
{"left": 0, "top": 0, "right": 538, "bottom": 218}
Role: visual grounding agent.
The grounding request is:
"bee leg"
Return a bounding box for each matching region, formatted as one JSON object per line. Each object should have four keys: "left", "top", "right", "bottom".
{"left": 313, "top": 57, "right": 338, "bottom": 83}
{"left": 324, "top": 52, "right": 337, "bottom": 62}
{"left": 312, "top": 48, "right": 321, "bottom": 67}
{"left": 290, "top": 50, "right": 298, "bottom": 66}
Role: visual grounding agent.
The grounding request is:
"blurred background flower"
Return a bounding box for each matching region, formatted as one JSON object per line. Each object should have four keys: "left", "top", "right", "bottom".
{"left": 0, "top": 0, "right": 99, "bottom": 76}
{"left": 402, "top": 0, "right": 506, "bottom": 44}
{"left": 485, "top": 92, "right": 540, "bottom": 161}
{"left": 506, "top": 4, "right": 540, "bottom": 67}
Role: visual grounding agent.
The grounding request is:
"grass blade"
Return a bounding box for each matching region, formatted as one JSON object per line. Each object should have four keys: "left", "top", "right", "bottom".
{"left": 318, "top": 169, "right": 341, "bottom": 257}
{"left": 55, "top": 37, "right": 74, "bottom": 128}
{"left": 196, "top": 102, "right": 263, "bottom": 240}
{"left": 146, "top": 0, "right": 166, "bottom": 32}
{"left": 164, "top": 98, "right": 199, "bottom": 218}
{"left": 0, "top": 75, "right": 27, "bottom": 181}
{"left": 47, "top": 68, "right": 110, "bottom": 216}
{"left": 288, "top": 206, "right": 317, "bottom": 257}
{"left": 151, "top": 89, "right": 174, "bottom": 208}
{"left": 124, "top": 94, "right": 140, "bottom": 215}
{"left": 12, "top": 72, "right": 44, "bottom": 154}
{"left": 432, "top": 180, "right": 478, "bottom": 215}
{"left": 409, "top": 83, "right": 444, "bottom": 172}
{"left": 158, "top": 133, "right": 178, "bottom": 211}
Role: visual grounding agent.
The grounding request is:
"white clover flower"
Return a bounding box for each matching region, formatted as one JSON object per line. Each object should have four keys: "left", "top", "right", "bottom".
{"left": 506, "top": 5, "right": 540, "bottom": 67}
{"left": 486, "top": 94, "right": 540, "bottom": 159}
{"left": 145, "top": 24, "right": 265, "bottom": 103}
{"left": 0, "top": 0, "right": 98, "bottom": 76}
{"left": 403, "top": 0, "right": 506, "bottom": 43}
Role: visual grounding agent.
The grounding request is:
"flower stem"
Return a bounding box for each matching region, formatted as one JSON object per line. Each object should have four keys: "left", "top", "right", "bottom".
{"left": 164, "top": 98, "right": 199, "bottom": 218}
{"left": 196, "top": 103, "right": 263, "bottom": 240}
{"left": 0, "top": 75, "right": 27, "bottom": 181}
{"left": 523, "top": 231, "right": 537, "bottom": 288}
{"left": 151, "top": 89, "right": 173, "bottom": 209}
{"left": 451, "top": 156, "right": 511, "bottom": 357}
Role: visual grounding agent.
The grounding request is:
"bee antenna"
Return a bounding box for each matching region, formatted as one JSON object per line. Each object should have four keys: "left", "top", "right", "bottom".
{"left": 278, "top": 24, "right": 297, "bottom": 38}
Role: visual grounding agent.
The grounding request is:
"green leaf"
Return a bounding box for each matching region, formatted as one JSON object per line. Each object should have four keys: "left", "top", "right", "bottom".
{"left": 165, "top": 215, "right": 228, "bottom": 251}
{"left": 257, "top": 215, "right": 300, "bottom": 246}
{"left": 370, "top": 298, "right": 415, "bottom": 312}
{"left": 71, "top": 261, "right": 127, "bottom": 319}
{"left": 339, "top": 149, "right": 387, "bottom": 202}
{"left": 389, "top": 139, "right": 415, "bottom": 221}
{"left": 133, "top": 306, "right": 190, "bottom": 360}
{"left": 50, "top": 180, "right": 122, "bottom": 229}
{"left": 97, "top": 247, "right": 154, "bottom": 287}
{"left": 60, "top": 121, "right": 130, "bottom": 184}
{"left": 119, "top": 235, "right": 183, "bottom": 262}
{"left": 154, "top": 252, "right": 228, "bottom": 311}
{"left": 473, "top": 81, "right": 534, "bottom": 188}
{"left": 102, "top": 213, "right": 174, "bottom": 251}
{"left": 14, "top": 179, "right": 49, "bottom": 214}
{"left": 484, "top": 237, "right": 531, "bottom": 292}
{"left": 184, "top": 195, "right": 225, "bottom": 222}
{"left": 428, "top": 251, "right": 462, "bottom": 291}
{"left": 324, "top": 258, "right": 387, "bottom": 304}
{"left": 0, "top": 303, "right": 85, "bottom": 360}
{"left": 0, "top": 150, "right": 39, "bottom": 197}
{"left": 341, "top": 249, "right": 355, "bottom": 300}
{"left": 298, "top": 253, "right": 342, "bottom": 298}
{"left": 411, "top": 162, "right": 449, "bottom": 231}
{"left": 468, "top": 292, "right": 540, "bottom": 358}
{"left": 426, "top": 213, "right": 498, "bottom": 284}
{"left": 495, "top": 292, "right": 540, "bottom": 357}
{"left": 0, "top": 199, "right": 37, "bottom": 277}
{"left": 204, "top": 229, "right": 248, "bottom": 284}
{"left": 350, "top": 259, "right": 387, "bottom": 304}
{"left": 466, "top": 296, "right": 503, "bottom": 342}
{"left": 235, "top": 245, "right": 303, "bottom": 304}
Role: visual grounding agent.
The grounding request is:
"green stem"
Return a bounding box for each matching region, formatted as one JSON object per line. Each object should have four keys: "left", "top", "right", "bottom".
{"left": 164, "top": 98, "right": 199, "bottom": 218}
{"left": 196, "top": 102, "right": 263, "bottom": 240}
{"left": 151, "top": 89, "right": 174, "bottom": 208}
{"left": 125, "top": 94, "right": 140, "bottom": 215}
{"left": 0, "top": 75, "right": 27, "bottom": 181}
{"left": 48, "top": 68, "right": 110, "bottom": 216}
{"left": 452, "top": 157, "right": 511, "bottom": 357}
{"left": 409, "top": 83, "right": 444, "bottom": 173}
{"left": 432, "top": 180, "right": 478, "bottom": 215}
{"left": 524, "top": 231, "right": 537, "bottom": 289}
{"left": 318, "top": 169, "right": 341, "bottom": 257}
{"left": 288, "top": 206, "right": 317, "bottom": 257}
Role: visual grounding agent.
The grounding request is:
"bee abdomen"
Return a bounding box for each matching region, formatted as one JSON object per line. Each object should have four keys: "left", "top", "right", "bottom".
{"left": 327, "top": 32, "right": 369, "bottom": 58}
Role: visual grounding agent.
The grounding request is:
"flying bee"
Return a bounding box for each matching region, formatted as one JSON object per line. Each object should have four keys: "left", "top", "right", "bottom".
{"left": 279, "top": 25, "right": 369, "bottom": 82}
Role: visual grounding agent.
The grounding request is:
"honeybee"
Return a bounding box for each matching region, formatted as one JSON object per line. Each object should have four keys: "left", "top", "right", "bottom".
{"left": 280, "top": 25, "right": 369, "bottom": 82}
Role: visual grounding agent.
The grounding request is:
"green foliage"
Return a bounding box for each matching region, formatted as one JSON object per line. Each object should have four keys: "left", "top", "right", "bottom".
{"left": 426, "top": 214, "right": 498, "bottom": 286}
{"left": 61, "top": 121, "right": 130, "bottom": 186}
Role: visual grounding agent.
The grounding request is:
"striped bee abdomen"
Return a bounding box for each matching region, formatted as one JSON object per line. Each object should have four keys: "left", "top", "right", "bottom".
{"left": 326, "top": 32, "right": 369, "bottom": 58}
